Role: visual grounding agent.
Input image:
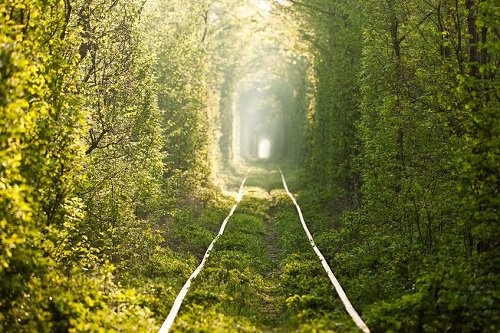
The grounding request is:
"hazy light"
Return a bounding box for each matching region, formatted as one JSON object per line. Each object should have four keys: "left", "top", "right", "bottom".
{"left": 253, "top": 0, "right": 272, "bottom": 12}
{"left": 258, "top": 139, "right": 271, "bottom": 159}
{"left": 274, "top": 0, "right": 291, "bottom": 6}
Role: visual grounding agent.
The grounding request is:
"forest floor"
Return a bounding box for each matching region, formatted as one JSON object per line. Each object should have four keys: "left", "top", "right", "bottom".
{"left": 169, "top": 168, "right": 358, "bottom": 332}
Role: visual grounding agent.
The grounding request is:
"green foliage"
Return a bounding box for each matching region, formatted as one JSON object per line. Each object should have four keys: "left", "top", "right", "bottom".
{"left": 1, "top": 0, "right": 498, "bottom": 331}
{"left": 144, "top": 0, "right": 210, "bottom": 190}
{"left": 0, "top": 0, "right": 216, "bottom": 330}
{"left": 170, "top": 189, "right": 358, "bottom": 331}
{"left": 296, "top": 0, "right": 500, "bottom": 331}
{"left": 74, "top": 0, "right": 164, "bottom": 266}
{"left": 0, "top": 0, "right": 89, "bottom": 329}
{"left": 295, "top": 0, "right": 364, "bottom": 213}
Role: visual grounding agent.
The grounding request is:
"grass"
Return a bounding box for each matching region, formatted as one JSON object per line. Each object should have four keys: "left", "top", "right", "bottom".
{"left": 167, "top": 171, "right": 360, "bottom": 332}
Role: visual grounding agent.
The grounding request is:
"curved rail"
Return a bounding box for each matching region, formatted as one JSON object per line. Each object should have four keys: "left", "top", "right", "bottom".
{"left": 279, "top": 169, "right": 370, "bottom": 333}
{"left": 158, "top": 177, "right": 247, "bottom": 333}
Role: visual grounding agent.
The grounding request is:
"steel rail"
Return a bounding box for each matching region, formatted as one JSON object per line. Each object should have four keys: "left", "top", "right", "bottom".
{"left": 279, "top": 169, "right": 370, "bottom": 333}
{"left": 158, "top": 177, "right": 247, "bottom": 333}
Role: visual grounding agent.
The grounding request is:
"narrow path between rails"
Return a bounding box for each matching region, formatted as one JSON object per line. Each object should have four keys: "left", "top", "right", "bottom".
{"left": 259, "top": 199, "right": 285, "bottom": 329}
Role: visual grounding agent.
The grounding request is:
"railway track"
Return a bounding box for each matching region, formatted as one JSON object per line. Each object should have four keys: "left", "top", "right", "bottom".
{"left": 159, "top": 170, "right": 369, "bottom": 333}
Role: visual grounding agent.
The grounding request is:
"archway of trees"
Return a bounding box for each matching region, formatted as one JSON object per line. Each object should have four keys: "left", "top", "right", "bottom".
{"left": 1, "top": 0, "right": 498, "bottom": 331}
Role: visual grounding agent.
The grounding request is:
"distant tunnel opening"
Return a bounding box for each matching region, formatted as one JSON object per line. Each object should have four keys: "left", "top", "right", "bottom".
{"left": 237, "top": 85, "right": 286, "bottom": 163}
{"left": 258, "top": 139, "right": 271, "bottom": 159}
{"left": 204, "top": 0, "right": 309, "bottom": 187}
{"left": 214, "top": 46, "right": 308, "bottom": 180}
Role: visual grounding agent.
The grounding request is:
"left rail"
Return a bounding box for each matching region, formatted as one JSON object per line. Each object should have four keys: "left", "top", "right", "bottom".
{"left": 158, "top": 177, "right": 247, "bottom": 333}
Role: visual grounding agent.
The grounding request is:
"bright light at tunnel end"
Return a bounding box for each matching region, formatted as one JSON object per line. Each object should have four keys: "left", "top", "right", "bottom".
{"left": 258, "top": 139, "right": 271, "bottom": 159}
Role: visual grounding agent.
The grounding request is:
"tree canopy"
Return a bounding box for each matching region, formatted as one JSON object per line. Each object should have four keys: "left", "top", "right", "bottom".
{"left": 0, "top": 0, "right": 498, "bottom": 331}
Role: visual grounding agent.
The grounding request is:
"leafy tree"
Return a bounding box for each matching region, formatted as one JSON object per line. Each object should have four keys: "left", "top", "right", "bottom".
{"left": 292, "top": 0, "right": 364, "bottom": 212}
{"left": 293, "top": 0, "right": 499, "bottom": 330}
{"left": 73, "top": 0, "right": 164, "bottom": 267}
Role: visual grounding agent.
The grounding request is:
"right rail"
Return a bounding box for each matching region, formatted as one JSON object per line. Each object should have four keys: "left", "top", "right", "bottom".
{"left": 279, "top": 168, "right": 370, "bottom": 333}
